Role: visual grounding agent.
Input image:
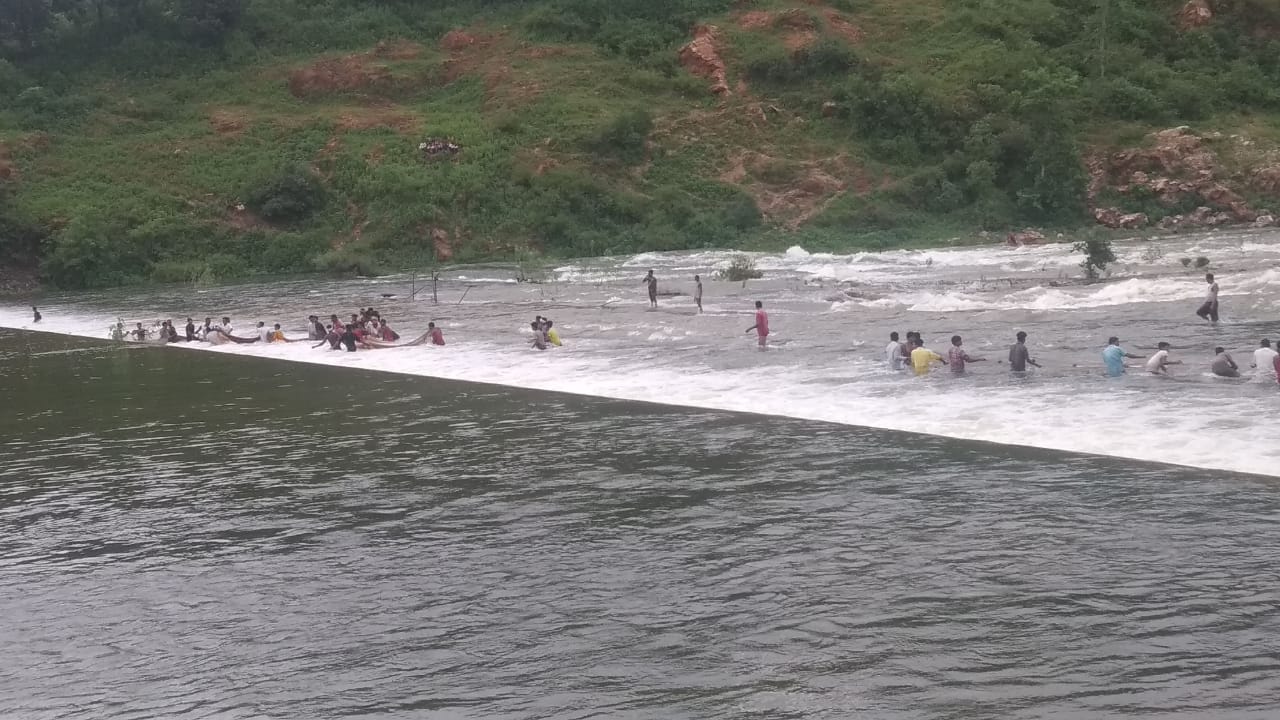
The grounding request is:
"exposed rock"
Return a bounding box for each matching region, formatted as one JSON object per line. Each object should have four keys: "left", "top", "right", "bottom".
{"left": 821, "top": 101, "right": 838, "bottom": 117}
{"left": 1254, "top": 214, "right": 1276, "bottom": 228}
{"left": 1006, "top": 229, "right": 1046, "bottom": 246}
{"left": 1093, "top": 208, "right": 1148, "bottom": 229}
{"left": 1177, "top": 0, "right": 1213, "bottom": 31}
{"left": 1253, "top": 165, "right": 1280, "bottom": 196}
{"left": 678, "top": 25, "right": 730, "bottom": 96}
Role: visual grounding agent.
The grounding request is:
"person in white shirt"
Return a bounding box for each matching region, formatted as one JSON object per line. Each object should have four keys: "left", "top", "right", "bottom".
{"left": 1144, "top": 342, "right": 1181, "bottom": 375}
{"left": 1252, "top": 339, "right": 1279, "bottom": 382}
{"left": 256, "top": 321, "right": 272, "bottom": 343}
{"left": 885, "top": 331, "right": 907, "bottom": 371}
{"left": 1195, "top": 272, "right": 1219, "bottom": 323}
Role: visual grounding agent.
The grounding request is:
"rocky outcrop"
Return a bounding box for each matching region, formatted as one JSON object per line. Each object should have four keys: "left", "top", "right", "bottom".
{"left": 1178, "top": 0, "right": 1213, "bottom": 30}
{"left": 1088, "top": 126, "right": 1272, "bottom": 232}
{"left": 678, "top": 25, "right": 730, "bottom": 96}
{"left": 1006, "top": 229, "right": 1046, "bottom": 246}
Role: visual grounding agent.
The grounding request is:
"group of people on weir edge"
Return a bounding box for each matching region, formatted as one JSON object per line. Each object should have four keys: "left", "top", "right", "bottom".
{"left": 109, "top": 308, "right": 445, "bottom": 352}
{"left": 49, "top": 266, "right": 1273, "bottom": 385}
{"left": 881, "top": 272, "right": 1279, "bottom": 384}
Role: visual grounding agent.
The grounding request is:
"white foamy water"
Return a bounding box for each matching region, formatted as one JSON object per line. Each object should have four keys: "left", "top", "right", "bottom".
{"left": 5, "top": 232, "right": 1280, "bottom": 477}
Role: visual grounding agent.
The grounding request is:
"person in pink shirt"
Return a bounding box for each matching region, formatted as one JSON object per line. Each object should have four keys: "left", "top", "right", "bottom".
{"left": 428, "top": 322, "right": 445, "bottom": 346}
{"left": 745, "top": 300, "right": 769, "bottom": 350}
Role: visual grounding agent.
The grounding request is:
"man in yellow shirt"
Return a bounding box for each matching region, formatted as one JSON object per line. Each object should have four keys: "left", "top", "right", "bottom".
{"left": 909, "top": 337, "right": 947, "bottom": 376}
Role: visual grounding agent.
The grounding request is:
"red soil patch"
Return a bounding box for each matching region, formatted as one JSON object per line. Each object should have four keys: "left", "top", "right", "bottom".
{"left": 372, "top": 39, "right": 422, "bottom": 60}
{"left": 208, "top": 109, "right": 248, "bottom": 135}
{"left": 288, "top": 54, "right": 395, "bottom": 97}
{"left": 679, "top": 25, "right": 730, "bottom": 96}
{"left": 821, "top": 9, "right": 864, "bottom": 43}
{"left": 737, "top": 10, "right": 774, "bottom": 29}
{"left": 334, "top": 107, "right": 419, "bottom": 134}
{"left": 719, "top": 149, "right": 871, "bottom": 227}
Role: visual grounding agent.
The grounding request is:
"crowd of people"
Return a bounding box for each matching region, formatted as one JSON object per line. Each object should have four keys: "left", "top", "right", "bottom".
{"left": 75, "top": 266, "right": 1279, "bottom": 386}
{"left": 110, "top": 308, "right": 446, "bottom": 352}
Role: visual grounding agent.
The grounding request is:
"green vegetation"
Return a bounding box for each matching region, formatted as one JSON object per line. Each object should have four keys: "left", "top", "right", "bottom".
{"left": 1075, "top": 236, "right": 1117, "bottom": 280}
{"left": 2, "top": 0, "right": 1279, "bottom": 288}
{"left": 716, "top": 254, "right": 763, "bottom": 281}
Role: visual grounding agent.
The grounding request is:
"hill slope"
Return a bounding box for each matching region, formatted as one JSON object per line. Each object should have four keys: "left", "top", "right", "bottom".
{"left": 2, "top": 0, "right": 1280, "bottom": 289}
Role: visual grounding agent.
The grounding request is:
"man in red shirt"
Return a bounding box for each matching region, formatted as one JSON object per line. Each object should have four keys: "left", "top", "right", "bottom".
{"left": 745, "top": 300, "right": 769, "bottom": 350}
{"left": 428, "top": 322, "right": 445, "bottom": 346}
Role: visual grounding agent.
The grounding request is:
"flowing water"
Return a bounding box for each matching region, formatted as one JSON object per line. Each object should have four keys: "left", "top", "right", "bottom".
{"left": 2, "top": 233, "right": 1280, "bottom": 718}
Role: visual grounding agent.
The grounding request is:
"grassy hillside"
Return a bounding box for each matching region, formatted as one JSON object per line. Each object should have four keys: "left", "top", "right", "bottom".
{"left": 2, "top": 0, "right": 1280, "bottom": 289}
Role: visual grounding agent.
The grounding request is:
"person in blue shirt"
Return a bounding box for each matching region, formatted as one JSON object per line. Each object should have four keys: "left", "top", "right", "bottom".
{"left": 1102, "top": 336, "right": 1144, "bottom": 377}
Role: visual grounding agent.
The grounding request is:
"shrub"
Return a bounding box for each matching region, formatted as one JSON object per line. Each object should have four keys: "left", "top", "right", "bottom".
{"left": 245, "top": 165, "right": 327, "bottom": 224}
{"left": 716, "top": 254, "right": 763, "bottom": 281}
{"left": 314, "top": 248, "right": 383, "bottom": 276}
{"left": 589, "top": 109, "right": 653, "bottom": 164}
{"left": 1074, "top": 236, "right": 1116, "bottom": 280}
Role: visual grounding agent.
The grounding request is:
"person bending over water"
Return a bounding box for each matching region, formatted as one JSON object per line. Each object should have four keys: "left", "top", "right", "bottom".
{"left": 1008, "top": 331, "right": 1041, "bottom": 372}
{"left": 340, "top": 324, "right": 358, "bottom": 352}
{"left": 1102, "top": 336, "right": 1144, "bottom": 377}
{"left": 1144, "top": 342, "right": 1181, "bottom": 375}
{"left": 745, "top": 301, "right": 769, "bottom": 350}
{"left": 947, "top": 335, "right": 984, "bottom": 374}
{"left": 1196, "top": 273, "right": 1219, "bottom": 323}
{"left": 1211, "top": 347, "right": 1240, "bottom": 378}
{"left": 429, "top": 322, "right": 445, "bottom": 346}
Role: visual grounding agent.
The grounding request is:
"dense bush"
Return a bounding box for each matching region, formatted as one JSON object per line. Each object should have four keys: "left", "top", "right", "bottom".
{"left": 589, "top": 109, "right": 653, "bottom": 165}
{"left": 245, "top": 166, "right": 327, "bottom": 224}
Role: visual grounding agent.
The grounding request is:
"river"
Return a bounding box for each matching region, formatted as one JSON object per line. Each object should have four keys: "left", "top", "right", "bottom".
{"left": 2, "top": 233, "right": 1279, "bottom": 718}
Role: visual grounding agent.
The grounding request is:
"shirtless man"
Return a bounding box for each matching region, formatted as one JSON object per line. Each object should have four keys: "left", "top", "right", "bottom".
{"left": 693, "top": 275, "right": 703, "bottom": 313}
{"left": 643, "top": 270, "right": 658, "bottom": 308}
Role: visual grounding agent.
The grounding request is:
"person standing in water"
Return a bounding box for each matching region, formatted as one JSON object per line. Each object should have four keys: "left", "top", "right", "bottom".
{"left": 693, "top": 274, "right": 703, "bottom": 313}
{"left": 946, "top": 335, "right": 985, "bottom": 375}
{"left": 1211, "top": 347, "right": 1240, "bottom": 378}
{"left": 643, "top": 270, "right": 658, "bottom": 308}
{"left": 1102, "top": 336, "right": 1144, "bottom": 377}
{"left": 745, "top": 300, "right": 769, "bottom": 350}
{"left": 32, "top": 306, "right": 41, "bottom": 323}
{"left": 1008, "top": 331, "right": 1041, "bottom": 372}
{"left": 428, "top": 322, "right": 445, "bottom": 346}
{"left": 1196, "top": 273, "right": 1219, "bottom": 323}
{"left": 1252, "top": 339, "right": 1279, "bottom": 382}
{"left": 910, "top": 337, "right": 947, "bottom": 376}
{"left": 1144, "top": 341, "right": 1181, "bottom": 375}
{"left": 885, "top": 332, "right": 907, "bottom": 371}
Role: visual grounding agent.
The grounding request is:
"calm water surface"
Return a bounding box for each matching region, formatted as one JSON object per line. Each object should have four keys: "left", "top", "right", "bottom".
{"left": 2, "top": 330, "right": 1279, "bottom": 719}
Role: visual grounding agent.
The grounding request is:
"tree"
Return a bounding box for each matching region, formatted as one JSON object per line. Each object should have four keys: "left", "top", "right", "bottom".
{"left": 178, "top": 0, "right": 241, "bottom": 44}
{"left": 0, "top": 0, "right": 51, "bottom": 56}
{"left": 1074, "top": 236, "right": 1116, "bottom": 280}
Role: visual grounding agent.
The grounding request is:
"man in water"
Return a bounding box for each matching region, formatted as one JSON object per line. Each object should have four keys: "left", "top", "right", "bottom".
{"left": 745, "top": 300, "right": 768, "bottom": 350}
{"left": 184, "top": 318, "right": 196, "bottom": 341}
{"left": 1008, "top": 331, "right": 1040, "bottom": 372}
{"left": 947, "top": 335, "right": 985, "bottom": 374}
{"left": 1252, "top": 339, "right": 1279, "bottom": 382}
{"left": 1196, "top": 272, "right": 1219, "bottom": 323}
{"left": 221, "top": 317, "right": 233, "bottom": 336}
{"left": 1144, "top": 341, "right": 1181, "bottom": 375}
{"left": 1102, "top": 336, "right": 1143, "bottom": 377}
{"left": 885, "top": 331, "right": 907, "bottom": 371}
{"left": 693, "top": 274, "right": 703, "bottom": 313}
{"left": 308, "top": 315, "right": 327, "bottom": 341}
{"left": 111, "top": 321, "right": 125, "bottom": 341}
{"left": 132, "top": 323, "right": 148, "bottom": 341}
{"left": 32, "top": 306, "right": 41, "bottom": 323}
{"left": 340, "top": 324, "right": 358, "bottom": 352}
{"left": 910, "top": 337, "right": 947, "bottom": 375}
{"left": 428, "top": 322, "right": 445, "bottom": 346}
{"left": 256, "top": 321, "right": 271, "bottom": 343}
{"left": 1211, "top": 347, "right": 1240, "bottom": 378}
{"left": 378, "top": 319, "right": 400, "bottom": 342}
{"left": 643, "top": 270, "right": 658, "bottom": 308}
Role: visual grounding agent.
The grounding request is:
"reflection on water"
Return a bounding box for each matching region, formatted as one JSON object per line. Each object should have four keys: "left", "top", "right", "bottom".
{"left": 2, "top": 332, "right": 1279, "bottom": 719}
